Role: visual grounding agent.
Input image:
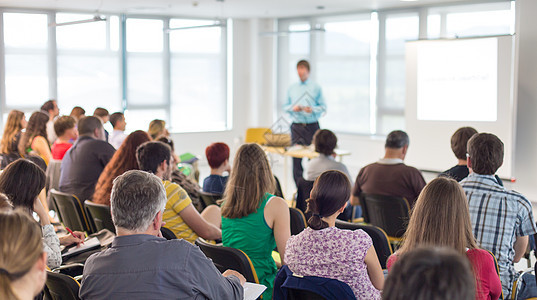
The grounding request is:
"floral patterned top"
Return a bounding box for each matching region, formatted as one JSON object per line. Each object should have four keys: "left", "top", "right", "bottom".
{"left": 285, "top": 226, "right": 381, "bottom": 300}
{"left": 43, "top": 224, "right": 62, "bottom": 268}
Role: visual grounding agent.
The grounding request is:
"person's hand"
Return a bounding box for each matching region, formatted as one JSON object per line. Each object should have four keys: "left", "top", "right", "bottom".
{"left": 292, "top": 105, "right": 302, "bottom": 112}
{"left": 33, "top": 197, "right": 50, "bottom": 226}
{"left": 303, "top": 106, "right": 313, "bottom": 113}
{"left": 223, "top": 269, "right": 246, "bottom": 286}
{"left": 59, "top": 231, "right": 85, "bottom": 246}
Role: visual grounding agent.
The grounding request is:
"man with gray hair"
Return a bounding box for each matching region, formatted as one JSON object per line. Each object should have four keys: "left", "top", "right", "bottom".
{"left": 350, "top": 130, "right": 426, "bottom": 207}
{"left": 79, "top": 170, "right": 245, "bottom": 299}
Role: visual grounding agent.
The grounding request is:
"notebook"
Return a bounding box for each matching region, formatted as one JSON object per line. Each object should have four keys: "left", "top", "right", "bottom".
{"left": 243, "top": 282, "right": 266, "bottom": 300}
{"left": 61, "top": 237, "right": 101, "bottom": 259}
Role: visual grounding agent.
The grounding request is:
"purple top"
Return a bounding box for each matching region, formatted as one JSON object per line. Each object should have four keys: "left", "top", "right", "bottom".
{"left": 285, "top": 227, "right": 381, "bottom": 300}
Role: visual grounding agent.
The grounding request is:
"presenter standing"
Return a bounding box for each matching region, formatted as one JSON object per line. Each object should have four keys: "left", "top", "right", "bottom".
{"left": 283, "top": 60, "right": 326, "bottom": 187}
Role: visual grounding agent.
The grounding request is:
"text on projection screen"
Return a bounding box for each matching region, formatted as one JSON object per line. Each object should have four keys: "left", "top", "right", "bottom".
{"left": 417, "top": 38, "right": 498, "bottom": 122}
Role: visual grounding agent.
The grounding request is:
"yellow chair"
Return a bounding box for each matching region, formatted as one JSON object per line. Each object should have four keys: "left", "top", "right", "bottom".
{"left": 245, "top": 128, "right": 271, "bottom": 144}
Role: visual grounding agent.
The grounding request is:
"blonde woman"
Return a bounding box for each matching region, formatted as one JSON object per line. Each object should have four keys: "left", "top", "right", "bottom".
{"left": 221, "top": 143, "right": 290, "bottom": 299}
{"left": 0, "top": 110, "right": 27, "bottom": 155}
{"left": 18, "top": 111, "right": 52, "bottom": 165}
{"left": 148, "top": 119, "right": 169, "bottom": 140}
{"left": 387, "top": 177, "right": 502, "bottom": 300}
{"left": 0, "top": 209, "right": 47, "bottom": 300}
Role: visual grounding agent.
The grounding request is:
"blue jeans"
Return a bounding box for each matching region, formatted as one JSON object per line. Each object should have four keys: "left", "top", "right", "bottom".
{"left": 515, "top": 272, "right": 537, "bottom": 300}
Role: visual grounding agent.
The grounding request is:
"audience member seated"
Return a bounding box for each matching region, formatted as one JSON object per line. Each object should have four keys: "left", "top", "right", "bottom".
{"left": 305, "top": 129, "right": 351, "bottom": 181}
{"left": 69, "top": 106, "right": 86, "bottom": 122}
{"left": 350, "top": 130, "right": 426, "bottom": 208}
{"left": 41, "top": 99, "right": 59, "bottom": 144}
{"left": 158, "top": 137, "right": 203, "bottom": 211}
{"left": 148, "top": 119, "right": 169, "bottom": 140}
{"left": 383, "top": 247, "right": 475, "bottom": 300}
{"left": 18, "top": 111, "right": 52, "bottom": 165}
{"left": 221, "top": 143, "right": 291, "bottom": 300}
{"left": 386, "top": 177, "right": 501, "bottom": 300}
{"left": 203, "top": 142, "right": 230, "bottom": 194}
{"left": 59, "top": 116, "right": 115, "bottom": 202}
{"left": 0, "top": 110, "right": 27, "bottom": 167}
{"left": 0, "top": 209, "right": 48, "bottom": 300}
{"left": 285, "top": 170, "right": 384, "bottom": 299}
{"left": 136, "top": 141, "right": 221, "bottom": 242}
{"left": 92, "top": 131, "right": 151, "bottom": 206}
{"left": 51, "top": 116, "right": 78, "bottom": 160}
{"left": 0, "top": 159, "right": 84, "bottom": 268}
{"left": 439, "top": 127, "right": 478, "bottom": 181}
{"left": 109, "top": 112, "right": 128, "bottom": 149}
{"left": 79, "top": 170, "right": 245, "bottom": 299}
{"left": 93, "top": 108, "right": 110, "bottom": 142}
{"left": 461, "top": 133, "right": 537, "bottom": 298}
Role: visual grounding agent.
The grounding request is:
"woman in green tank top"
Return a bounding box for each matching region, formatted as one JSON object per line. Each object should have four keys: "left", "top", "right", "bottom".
{"left": 221, "top": 143, "right": 291, "bottom": 299}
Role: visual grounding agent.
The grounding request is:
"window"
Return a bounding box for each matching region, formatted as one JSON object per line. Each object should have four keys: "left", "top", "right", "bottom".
{"left": 316, "top": 16, "right": 373, "bottom": 134}
{"left": 56, "top": 13, "right": 121, "bottom": 115}
{"left": 169, "top": 19, "right": 227, "bottom": 132}
{"left": 3, "top": 13, "right": 49, "bottom": 108}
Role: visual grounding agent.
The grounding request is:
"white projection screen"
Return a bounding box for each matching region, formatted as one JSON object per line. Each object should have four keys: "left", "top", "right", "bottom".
{"left": 405, "top": 36, "right": 516, "bottom": 179}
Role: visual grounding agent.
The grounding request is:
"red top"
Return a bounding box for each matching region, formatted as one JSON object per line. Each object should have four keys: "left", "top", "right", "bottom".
{"left": 51, "top": 142, "right": 72, "bottom": 160}
{"left": 387, "top": 248, "right": 502, "bottom": 300}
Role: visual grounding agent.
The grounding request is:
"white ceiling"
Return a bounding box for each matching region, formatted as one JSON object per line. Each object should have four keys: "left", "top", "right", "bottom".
{"left": 0, "top": 0, "right": 480, "bottom": 18}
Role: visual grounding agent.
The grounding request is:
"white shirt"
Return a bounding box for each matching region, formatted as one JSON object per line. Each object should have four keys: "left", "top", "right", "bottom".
{"left": 109, "top": 130, "right": 128, "bottom": 149}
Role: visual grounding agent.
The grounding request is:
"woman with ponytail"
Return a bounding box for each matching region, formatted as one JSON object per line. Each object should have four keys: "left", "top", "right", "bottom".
{"left": 285, "top": 170, "right": 384, "bottom": 300}
{"left": 0, "top": 209, "right": 47, "bottom": 300}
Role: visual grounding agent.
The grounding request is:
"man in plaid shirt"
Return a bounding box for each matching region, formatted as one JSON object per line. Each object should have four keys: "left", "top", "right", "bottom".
{"left": 461, "top": 133, "right": 537, "bottom": 298}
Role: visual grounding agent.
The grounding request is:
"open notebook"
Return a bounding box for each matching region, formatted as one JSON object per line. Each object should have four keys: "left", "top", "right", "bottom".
{"left": 243, "top": 282, "right": 266, "bottom": 300}
{"left": 61, "top": 237, "right": 101, "bottom": 259}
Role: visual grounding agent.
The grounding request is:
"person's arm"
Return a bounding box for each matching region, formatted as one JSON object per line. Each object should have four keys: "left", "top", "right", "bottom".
{"left": 514, "top": 235, "right": 528, "bottom": 263}
{"left": 32, "top": 136, "right": 52, "bottom": 165}
{"left": 35, "top": 196, "right": 62, "bottom": 268}
{"left": 179, "top": 204, "right": 222, "bottom": 240}
{"left": 364, "top": 245, "right": 384, "bottom": 290}
{"left": 265, "top": 196, "right": 291, "bottom": 264}
{"left": 309, "top": 85, "right": 326, "bottom": 114}
{"left": 59, "top": 231, "right": 85, "bottom": 246}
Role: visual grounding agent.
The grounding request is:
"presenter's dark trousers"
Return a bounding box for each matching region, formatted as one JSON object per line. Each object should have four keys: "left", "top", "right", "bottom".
{"left": 291, "top": 122, "right": 320, "bottom": 187}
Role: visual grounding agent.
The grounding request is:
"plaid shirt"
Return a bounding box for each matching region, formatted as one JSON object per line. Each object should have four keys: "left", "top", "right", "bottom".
{"left": 461, "top": 173, "right": 537, "bottom": 298}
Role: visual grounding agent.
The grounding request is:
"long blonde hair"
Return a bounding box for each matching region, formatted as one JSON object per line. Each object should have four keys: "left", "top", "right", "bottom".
{"left": 221, "top": 143, "right": 275, "bottom": 219}
{"left": 398, "top": 177, "right": 477, "bottom": 255}
{"left": 148, "top": 119, "right": 167, "bottom": 140}
{"left": 0, "top": 110, "right": 25, "bottom": 154}
{"left": 0, "top": 209, "right": 44, "bottom": 300}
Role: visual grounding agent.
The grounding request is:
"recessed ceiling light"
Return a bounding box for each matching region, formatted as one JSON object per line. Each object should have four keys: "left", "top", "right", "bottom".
{"left": 400, "top": 0, "right": 418, "bottom": 2}
{"left": 316, "top": 6, "right": 325, "bottom": 10}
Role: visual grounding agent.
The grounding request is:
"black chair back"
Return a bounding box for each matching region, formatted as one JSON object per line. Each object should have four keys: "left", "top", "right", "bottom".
{"left": 84, "top": 200, "right": 115, "bottom": 234}
{"left": 335, "top": 220, "right": 393, "bottom": 269}
{"left": 289, "top": 207, "right": 307, "bottom": 236}
{"left": 44, "top": 271, "right": 80, "bottom": 300}
{"left": 198, "top": 190, "right": 222, "bottom": 208}
{"left": 50, "top": 189, "right": 93, "bottom": 233}
{"left": 274, "top": 175, "right": 284, "bottom": 198}
{"left": 161, "top": 227, "right": 177, "bottom": 240}
{"left": 359, "top": 193, "right": 410, "bottom": 238}
{"left": 195, "top": 238, "right": 259, "bottom": 283}
{"left": 295, "top": 179, "right": 314, "bottom": 213}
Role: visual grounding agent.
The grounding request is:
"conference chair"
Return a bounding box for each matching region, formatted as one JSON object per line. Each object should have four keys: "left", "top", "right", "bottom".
{"left": 295, "top": 179, "right": 314, "bottom": 214}
{"left": 43, "top": 271, "right": 81, "bottom": 300}
{"left": 335, "top": 220, "right": 393, "bottom": 269}
{"left": 274, "top": 175, "right": 284, "bottom": 199}
{"left": 273, "top": 265, "right": 356, "bottom": 300}
{"left": 84, "top": 200, "right": 116, "bottom": 234}
{"left": 50, "top": 189, "right": 93, "bottom": 233}
{"left": 359, "top": 193, "right": 410, "bottom": 245}
{"left": 161, "top": 227, "right": 177, "bottom": 240}
{"left": 195, "top": 237, "right": 259, "bottom": 284}
{"left": 245, "top": 127, "right": 271, "bottom": 144}
{"left": 289, "top": 207, "right": 307, "bottom": 236}
{"left": 486, "top": 251, "right": 504, "bottom": 300}
{"left": 198, "top": 190, "right": 222, "bottom": 208}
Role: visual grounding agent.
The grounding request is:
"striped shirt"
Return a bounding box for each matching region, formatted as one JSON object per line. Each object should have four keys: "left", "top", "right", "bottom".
{"left": 162, "top": 180, "right": 198, "bottom": 243}
{"left": 461, "top": 173, "right": 537, "bottom": 298}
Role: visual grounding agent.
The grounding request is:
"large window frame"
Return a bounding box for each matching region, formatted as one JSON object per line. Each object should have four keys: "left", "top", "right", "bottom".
{"left": 0, "top": 9, "right": 230, "bottom": 133}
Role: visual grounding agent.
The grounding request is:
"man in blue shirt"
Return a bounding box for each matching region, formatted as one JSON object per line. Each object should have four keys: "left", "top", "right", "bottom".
{"left": 283, "top": 60, "right": 326, "bottom": 186}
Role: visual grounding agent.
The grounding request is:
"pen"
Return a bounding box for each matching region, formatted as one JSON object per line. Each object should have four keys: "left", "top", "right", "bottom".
{"left": 65, "top": 227, "right": 84, "bottom": 244}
